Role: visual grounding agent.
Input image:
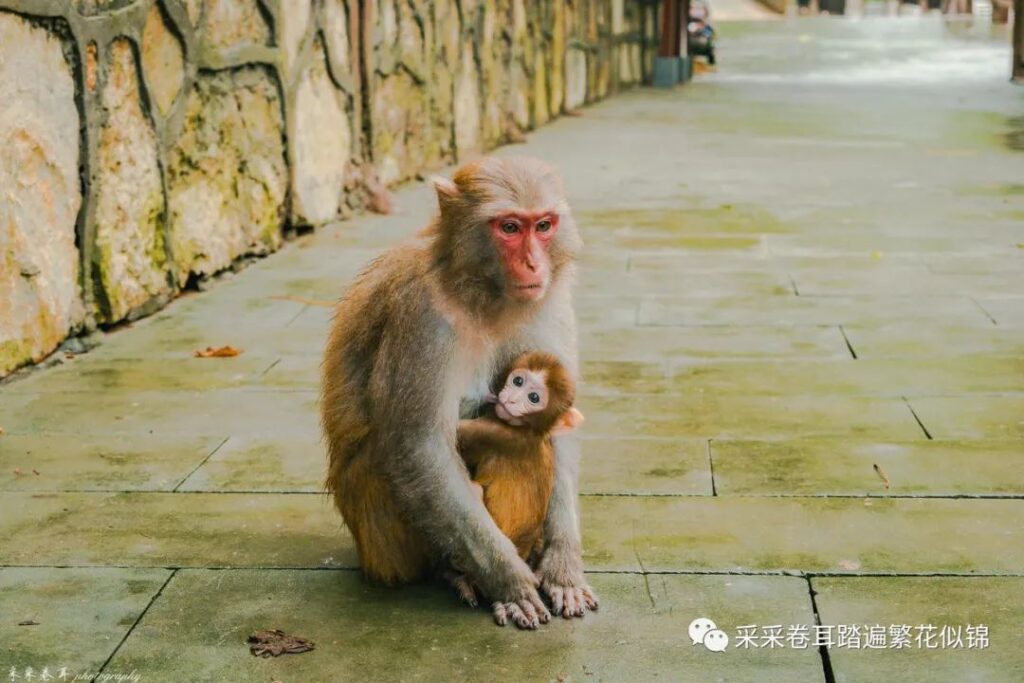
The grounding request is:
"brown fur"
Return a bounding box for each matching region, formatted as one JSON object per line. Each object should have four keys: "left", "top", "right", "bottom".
{"left": 457, "top": 352, "right": 576, "bottom": 560}
{"left": 321, "top": 157, "right": 582, "bottom": 603}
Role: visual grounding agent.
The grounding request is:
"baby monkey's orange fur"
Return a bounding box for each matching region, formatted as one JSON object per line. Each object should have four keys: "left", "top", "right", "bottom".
{"left": 456, "top": 352, "right": 583, "bottom": 572}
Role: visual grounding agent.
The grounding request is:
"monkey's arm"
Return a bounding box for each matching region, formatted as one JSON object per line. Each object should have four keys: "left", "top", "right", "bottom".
{"left": 456, "top": 418, "right": 515, "bottom": 470}
{"left": 506, "top": 275, "right": 598, "bottom": 618}
{"left": 370, "top": 313, "right": 548, "bottom": 629}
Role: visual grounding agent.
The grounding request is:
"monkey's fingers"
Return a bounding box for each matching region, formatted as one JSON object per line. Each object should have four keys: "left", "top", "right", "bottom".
{"left": 507, "top": 601, "right": 537, "bottom": 629}
{"left": 453, "top": 576, "right": 478, "bottom": 608}
{"left": 562, "top": 588, "right": 582, "bottom": 619}
{"left": 547, "top": 586, "right": 565, "bottom": 617}
{"left": 581, "top": 585, "right": 600, "bottom": 611}
{"left": 492, "top": 602, "right": 509, "bottom": 627}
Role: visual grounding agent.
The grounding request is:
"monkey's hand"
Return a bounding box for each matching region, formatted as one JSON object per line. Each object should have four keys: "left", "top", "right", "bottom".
{"left": 487, "top": 565, "right": 551, "bottom": 629}
{"left": 536, "top": 543, "right": 599, "bottom": 619}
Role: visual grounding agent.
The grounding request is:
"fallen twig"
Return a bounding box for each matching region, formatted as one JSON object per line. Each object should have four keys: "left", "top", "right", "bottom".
{"left": 873, "top": 463, "right": 891, "bottom": 490}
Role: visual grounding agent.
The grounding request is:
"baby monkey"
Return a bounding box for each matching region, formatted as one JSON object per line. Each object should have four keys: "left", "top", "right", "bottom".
{"left": 448, "top": 351, "right": 584, "bottom": 623}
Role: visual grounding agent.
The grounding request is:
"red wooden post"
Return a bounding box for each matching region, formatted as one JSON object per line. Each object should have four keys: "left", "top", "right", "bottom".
{"left": 1014, "top": 0, "right": 1024, "bottom": 81}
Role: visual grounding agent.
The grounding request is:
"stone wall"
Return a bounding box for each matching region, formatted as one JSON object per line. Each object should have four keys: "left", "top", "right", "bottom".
{"left": 0, "top": 0, "right": 656, "bottom": 377}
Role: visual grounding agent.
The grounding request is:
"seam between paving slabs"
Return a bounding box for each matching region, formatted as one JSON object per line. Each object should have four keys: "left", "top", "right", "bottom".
{"left": 7, "top": 490, "right": 1024, "bottom": 499}
{"left": 806, "top": 576, "right": 837, "bottom": 683}
{"left": 5, "top": 565, "right": 1024, "bottom": 578}
{"left": 170, "top": 436, "right": 231, "bottom": 492}
{"left": 90, "top": 568, "right": 179, "bottom": 683}
{"left": 902, "top": 397, "right": 934, "bottom": 440}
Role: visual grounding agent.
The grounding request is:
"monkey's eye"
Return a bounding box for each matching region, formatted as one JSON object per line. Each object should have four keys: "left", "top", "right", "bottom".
{"left": 500, "top": 221, "right": 519, "bottom": 234}
{"left": 528, "top": 392, "right": 540, "bottom": 404}
{"left": 512, "top": 375, "right": 524, "bottom": 387}
{"left": 536, "top": 219, "right": 552, "bottom": 232}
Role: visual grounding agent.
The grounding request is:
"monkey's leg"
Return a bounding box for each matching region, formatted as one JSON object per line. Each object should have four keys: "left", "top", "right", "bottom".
{"left": 335, "top": 453, "right": 430, "bottom": 585}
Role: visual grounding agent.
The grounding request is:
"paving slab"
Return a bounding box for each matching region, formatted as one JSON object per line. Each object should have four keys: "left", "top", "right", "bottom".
{"left": 637, "top": 295, "right": 992, "bottom": 327}
{"left": 176, "top": 434, "right": 325, "bottom": 492}
{"left": 841, "top": 321, "right": 1024, "bottom": 358}
{"left": 581, "top": 267, "right": 793, "bottom": 298}
{"left": 587, "top": 497, "right": 1024, "bottom": 575}
{"left": 908, "top": 397, "right": 1024, "bottom": 439}
{"left": 105, "top": 571, "right": 823, "bottom": 682}
{"left": 0, "top": 567, "right": 170, "bottom": 676}
{"left": 578, "top": 394, "right": 924, "bottom": 439}
{"left": 668, "top": 356, "right": 1024, "bottom": 397}
{"left": 975, "top": 297, "right": 1024, "bottom": 326}
{"left": 0, "top": 492, "right": 351, "bottom": 568}
{"left": 0, "top": 434, "right": 224, "bottom": 492}
{"left": 579, "top": 437, "right": 712, "bottom": 495}
{"left": 579, "top": 325, "right": 850, "bottom": 362}
{"left": 5, "top": 494, "right": 1021, "bottom": 575}
{"left": 3, "top": 356, "right": 278, "bottom": 393}
{"left": 813, "top": 577, "right": 1024, "bottom": 682}
{"left": 711, "top": 439, "right": 1024, "bottom": 497}
{"left": 789, "top": 265, "right": 1024, "bottom": 298}
{"left": 175, "top": 433, "right": 712, "bottom": 496}
{"left": 0, "top": 390, "right": 318, "bottom": 437}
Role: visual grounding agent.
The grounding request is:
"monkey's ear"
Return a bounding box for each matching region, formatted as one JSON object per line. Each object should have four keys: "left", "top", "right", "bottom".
{"left": 430, "top": 175, "right": 460, "bottom": 209}
{"left": 552, "top": 407, "right": 585, "bottom": 435}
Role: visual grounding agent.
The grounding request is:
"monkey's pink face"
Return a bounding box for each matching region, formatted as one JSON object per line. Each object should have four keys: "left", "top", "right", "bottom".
{"left": 490, "top": 211, "right": 559, "bottom": 302}
{"left": 494, "top": 369, "right": 548, "bottom": 425}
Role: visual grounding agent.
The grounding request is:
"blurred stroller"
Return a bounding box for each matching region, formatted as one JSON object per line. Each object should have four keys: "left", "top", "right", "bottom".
{"left": 687, "top": 0, "right": 716, "bottom": 66}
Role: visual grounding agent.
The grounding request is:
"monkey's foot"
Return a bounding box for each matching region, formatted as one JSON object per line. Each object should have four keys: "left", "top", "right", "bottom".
{"left": 536, "top": 546, "right": 600, "bottom": 618}
{"left": 491, "top": 593, "right": 551, "bottom": 630}
{"left": 443, "top": 570, "right": 479, "bottom": 608}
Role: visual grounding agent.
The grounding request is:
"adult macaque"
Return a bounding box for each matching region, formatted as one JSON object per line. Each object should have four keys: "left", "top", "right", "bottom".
{"left": 448, "top": 351, "right": 585, "bottom": 625}
{"left": 322, "top": 156, "right": 597, "bottom": 629}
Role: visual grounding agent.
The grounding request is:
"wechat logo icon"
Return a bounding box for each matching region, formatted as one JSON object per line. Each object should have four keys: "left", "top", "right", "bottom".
{"left": 690, "top": 617, "right": 729, "bottom": 652}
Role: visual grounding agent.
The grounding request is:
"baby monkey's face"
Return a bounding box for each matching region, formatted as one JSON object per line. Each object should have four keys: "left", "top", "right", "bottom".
{"left": 493, "top": 368, "right": 548, "bottom": 426}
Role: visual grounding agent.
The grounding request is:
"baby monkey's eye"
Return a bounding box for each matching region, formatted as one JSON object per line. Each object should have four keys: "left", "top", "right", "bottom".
{"left": 528, "top": 392, "right": 540, "bottom": 404}
{"left": 536, "top": 219, "right": 552, "bottom": 232}
{"left": 512, "top": 376, "right": 524, "bottom": 387}
{"left": 501, "top": 221, "right": 519, "bottom": 234}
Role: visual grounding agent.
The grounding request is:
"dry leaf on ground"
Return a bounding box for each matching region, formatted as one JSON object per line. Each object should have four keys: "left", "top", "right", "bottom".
{"left": 194, "top": 346, "right": 242, "bottom": 358}
{"left": 248, "top": 629, "right": 315, "bottom": 658}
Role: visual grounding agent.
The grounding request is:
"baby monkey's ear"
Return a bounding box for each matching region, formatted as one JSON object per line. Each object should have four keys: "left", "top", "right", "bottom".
{"left": 552, "top": 407, "right": 585, "bottom": 435}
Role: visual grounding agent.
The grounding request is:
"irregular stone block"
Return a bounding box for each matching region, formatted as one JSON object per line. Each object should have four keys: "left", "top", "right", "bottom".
{"left": 202, "top": 0, "right": 271, "bottom": 51}
{"left": 0, "top": 14, "right": 83, "bottom": 376}
{"left": 279, "top": 0, "right": 312, "bottom": 74}
{"left": 291, "top": 43, "right": 353, "bottom": 226}
{"left": 167, "top": 68, "right": 286, "bottom": 285}
{"left": 141, "top": 1, "right": 185, "bottom": 116}
{"left": 183, "top": 0, "right": 202, "bottom": 26}
{"left": 322, "top": 0, "right": 352, "bottom": 78}
{"left": 93, "top": 39, "right": 170, "bottom": 323}
{"left": 370, "top": 70, "right": 428, "bottom": 185}
{"left": 549, "top": 0, "right": 566, "bottom": 115}
{"left": 453, "top": 41, "right": 481, "bottom": 158}
{"left": 565, "top": 47, "right": 588, "bottom": 110}
{"left": 74, "top": 0, "right": 136, "bottom": 15}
